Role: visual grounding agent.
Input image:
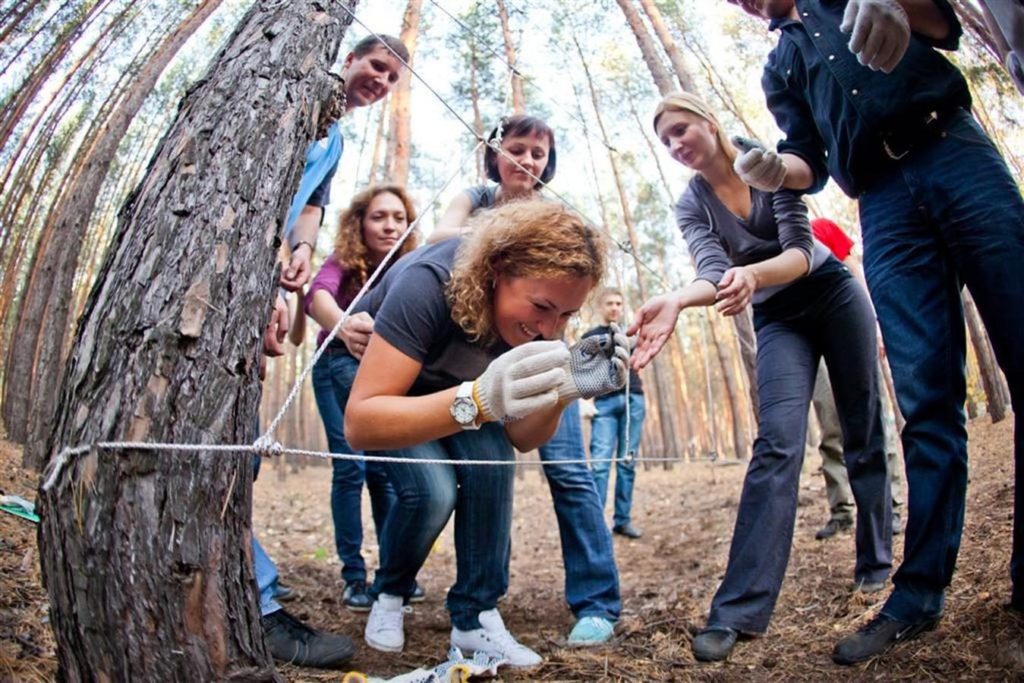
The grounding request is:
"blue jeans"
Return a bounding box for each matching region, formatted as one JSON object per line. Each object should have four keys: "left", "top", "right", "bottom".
{"left": 590, "top": 392, "right": 646, "bottom": 528}
{"left": 369, "top": 422, "right": 513, "bottom": 631}
{"left": 535, "top": 400, "right": 621, "bottom": 620}
{"left": 859, "top": 109, "right": 1024, "bottom": 621}
{"left": 253, "top": 535, "right": 280, "bottom": 616}
{"left": 312, "top": 350, "right": 396, "bottom": 583}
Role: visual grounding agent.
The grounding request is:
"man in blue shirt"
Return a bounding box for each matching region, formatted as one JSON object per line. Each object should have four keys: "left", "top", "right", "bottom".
{"left": 256, "top": 33, "right": 409, "bottom": 671}
{"left": 721, "top": 0, "right": 1024, "bottom": 666}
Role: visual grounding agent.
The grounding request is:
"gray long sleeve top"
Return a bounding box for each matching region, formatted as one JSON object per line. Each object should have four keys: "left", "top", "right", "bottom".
{"left": 674, "top": 176, "right": 830, "bottom": 303}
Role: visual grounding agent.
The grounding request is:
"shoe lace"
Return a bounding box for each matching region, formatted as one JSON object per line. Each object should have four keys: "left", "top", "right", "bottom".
{"left": 859, "top": 613, "right": 893, "bottom": 635}
{"left": 271, "top": 610, "right": 315, "bottom": 644}
{"left": 373, "top": 603, "right": 410, "bottom": 632}
{"left": 481, "top": 625, "right": 529, "bottom": 655}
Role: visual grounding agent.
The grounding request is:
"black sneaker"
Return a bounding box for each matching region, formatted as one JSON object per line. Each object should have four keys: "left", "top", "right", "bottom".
{"left": 815, "top": 518, "right": 853, "bottom": 540}
{"left": 612, "top": 523, "right": 643, "bottom": 539}
{"left": 342, "top": 580, "right": 373, "bottom": 612}
{"left": 261, "top": 608, "right": 356, "bottom": 669}
{"left": 692, "top": 626, "right": 738, "bottom": 662}
{"left": 832, "top": 613, "right": 939, "bottom": 665}
{"left": 410, "top": 581, "right": 427, "bottom": 603}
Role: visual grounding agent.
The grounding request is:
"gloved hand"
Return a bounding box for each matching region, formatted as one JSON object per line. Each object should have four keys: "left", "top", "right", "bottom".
{"left": 840, "top": 0, "right": 910, "bottom": 73}
{"left": 473, "top": 340, "right": 569, "bottom": 422}
{"left": 733, "top": 147, "right": 787, "bottom": 192}
{"left": 557, "top": 325, "right": 630, "bottom": 402}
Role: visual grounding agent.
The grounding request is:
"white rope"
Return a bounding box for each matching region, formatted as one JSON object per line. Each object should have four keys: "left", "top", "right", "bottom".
{"left": 41, "top": 439, "right": 672, "bottom": 493}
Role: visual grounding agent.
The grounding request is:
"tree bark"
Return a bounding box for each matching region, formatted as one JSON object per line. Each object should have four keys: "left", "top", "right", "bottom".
{"left": 613, "top": 0, "right": 674, "bottom": 95}
{"left": 37, "top": 2, "right": 354, "bottom": 680}
{"left": 963, "top": 288, "right": 1010, "bottom": 423}
{"left": 20, "top": 0, "right": 226, "bottom": 470}
{"left": 709, "top": 315, "right": 748, "bottom": 460}
{"left": 635, "top": 0, "right": 696, "bottom": 91}
{"left": 495, "top": 0, "right": 524, "bottom": 113}
{"left": 384, "top": 0, "right": 421, "bottom": 185}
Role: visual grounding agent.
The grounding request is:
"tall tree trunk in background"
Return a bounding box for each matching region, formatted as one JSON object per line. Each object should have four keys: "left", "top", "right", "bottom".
{"left": 0, "top": 0, "right": 112, "bottom": 155}
{"left": 384, "top": 0, "right": 421, "bottom": 185}
{"left": 37, "top": 2, "right": 354, "bottom": 678}
{"left": 0, "top": 0, "right": 45, "bottom": 52}
{"left": 708, "top": 316, "right": 748, "bottom": 459}
{"left": 635, "top": 0, "right": 696, "bottom": 91}
{"left": 468, "top": 39, "right": 485, "bottom": 182}
{"left": 732, "top": 307, "right": 758, "bottom": 422}
{"left": 575, "top": 36, "right": 680, "bottom": 461}
{"left": 963, "top": 289, "right": 1010, "bottom": 423}
{"left": 495, "top": 0, "right": 524, "bottom": 113}
{"left": 20, "top": 0, "right": 225, "bottom": 471}
{"left": 950, "top": 0, "right": 1002, "bottom": 65}
{"left": 368, "top": 99, "right": 387, "bottom": 185}
{"left": 614, "top": 0, "right": 674, "bottom": 95}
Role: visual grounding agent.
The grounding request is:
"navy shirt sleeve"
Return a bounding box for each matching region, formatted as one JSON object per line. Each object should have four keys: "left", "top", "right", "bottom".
{"left": 917, "top": 0, "right": 963, "bottom": 51}
{"left": 763, "top": 49, "right": 829, "bottom": 195}
{"left": 675, "top": 188, "right": 732, "bottom": 288}
{"left": 371, "top": 263, "right": 452, "bottom": 364}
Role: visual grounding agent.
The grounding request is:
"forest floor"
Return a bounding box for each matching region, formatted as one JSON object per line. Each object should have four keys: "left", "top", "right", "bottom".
{"left": 2, "top": 418, "right": 1023, "bottom": 682}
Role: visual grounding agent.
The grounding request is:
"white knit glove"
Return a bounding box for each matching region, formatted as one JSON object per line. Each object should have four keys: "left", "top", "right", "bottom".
{"left": 473, "top": 340, "right": 569, "bottom": 422}
{"left": 840, "top": 0, "right": 910, "bottom": 73}
{"left": 733, "top": 147, "right": 787, "bottom": 192}
{"left": 557, "top": 325, "right": 630, "bottom": 402}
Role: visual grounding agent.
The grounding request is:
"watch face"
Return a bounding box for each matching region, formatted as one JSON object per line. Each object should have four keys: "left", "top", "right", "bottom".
{"left": 453, "top": 399, "right": 477, "bottom": 424}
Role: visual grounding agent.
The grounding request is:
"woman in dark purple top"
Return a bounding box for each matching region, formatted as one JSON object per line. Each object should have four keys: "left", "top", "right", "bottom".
{"left": 631, "top": 92, "right": 892, "bottom": 662}
{"left": 305, "top": 184, "right": 420, "bottom": 611}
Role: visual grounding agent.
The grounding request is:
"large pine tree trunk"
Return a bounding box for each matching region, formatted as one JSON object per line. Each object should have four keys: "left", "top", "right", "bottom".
{"left": 732, "top": 307, "right": 758, "bottom": 422}
{"left": 613, "top": 0, "right": 674, "bottom": 95}
{"left": 384, "top": 0, "right": 420, "bottom": 185}
{"left": 635, "top": 0, "right": 696, "bottom": 91}
{"left": 495, "top": 0, "right": 524, "bottom": 113}
{"left": 37, "top": 2, "right": 354, "bottom": 679}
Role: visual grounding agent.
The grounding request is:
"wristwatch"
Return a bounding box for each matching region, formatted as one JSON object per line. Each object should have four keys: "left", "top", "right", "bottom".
{"left": 450, "top": 381, "right": 481, "bottom": 430}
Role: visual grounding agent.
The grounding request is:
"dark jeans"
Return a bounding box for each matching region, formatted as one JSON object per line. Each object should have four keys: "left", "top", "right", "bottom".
{"left": 859, "top": 109, "right": 1024, "bottom": 621}
{"left": 312, "top": 350, "right": 395, "bottom": 583}
{"left": 590, "top": 391, "right": 646, "bottom": 528}
{"left": 708, "top": 259, "right": 892, "bottom": 634}
{"left": 535, "top": 400, "right": 621, "bottom": 620}
{"left": 369, "top": 422, "right": 514, "bottom": 631}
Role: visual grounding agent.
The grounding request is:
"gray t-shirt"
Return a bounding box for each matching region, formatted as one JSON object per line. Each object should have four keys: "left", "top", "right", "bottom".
{"left": 353, "top": 239, "right": 511, "bottom": 396}
{"left": 675, "top": 176, "right": 830, "bottom": 303}
{"left": 465, "top": 184, "right": 499, "bottom": 212}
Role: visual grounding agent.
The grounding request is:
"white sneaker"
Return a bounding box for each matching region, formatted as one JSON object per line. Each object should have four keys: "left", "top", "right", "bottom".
{"left": 450, "top": 608, "right": 542, "bottom": 667}
{"left": 365, "top": 593, "right": 406, "bottom": 653}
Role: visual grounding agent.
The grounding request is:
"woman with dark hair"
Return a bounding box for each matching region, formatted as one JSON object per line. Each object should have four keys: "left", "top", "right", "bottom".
{"left": 430, "top": 114, "right": 557, "bottom": 242}
{"left": 344, "top": 199, "right": 626, "bottom": 665}
{"left": 306, "top": 184, "right": 423, "bottom": 611}
{"left": 428, "top": 114, "right": 622, "bottom": 647}
{"left": 631, "top": 92, "right": 893, "bottom": 663}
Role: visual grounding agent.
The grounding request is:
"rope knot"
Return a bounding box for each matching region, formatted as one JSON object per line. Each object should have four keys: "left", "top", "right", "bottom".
{"left": 624, "top": 450, "right": 636, "bottom": 464}
{"left": 253, "top": 436, "right": 283, "bottom": 458}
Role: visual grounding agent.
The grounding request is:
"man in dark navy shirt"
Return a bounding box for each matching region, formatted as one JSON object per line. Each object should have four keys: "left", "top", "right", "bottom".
{"left": 725, "top": 0, "right": 1024, "bottom": 667}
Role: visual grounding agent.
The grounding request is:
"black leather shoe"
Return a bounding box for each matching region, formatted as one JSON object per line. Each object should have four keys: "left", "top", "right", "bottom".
{"left": 410, "top": 581, "right": 427, "bottom": 603}
{"left": 692, "top": 626, "right": 738, "bottom": 662}
{"left": 261, "top": 608, "right": 356, "bottom": 669}
{"left": 832, "top": 613, "right": 939, "bottom": 665}
{"left": 815, "top": 518, "right": 853, "bottom": 540}
{"left": 342, "top": 580, "right": 373, "bottom": 612}
{"left": 612, "top": 523, "right": 643, "bottom": 539}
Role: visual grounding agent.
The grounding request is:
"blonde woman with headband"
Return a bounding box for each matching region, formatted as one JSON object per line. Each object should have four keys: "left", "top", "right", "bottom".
{"left": 344, "top": 199, "right": 628, "bottom": 665}
{"left": 629, "top": 92, "right": 893, "bottom": 662}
